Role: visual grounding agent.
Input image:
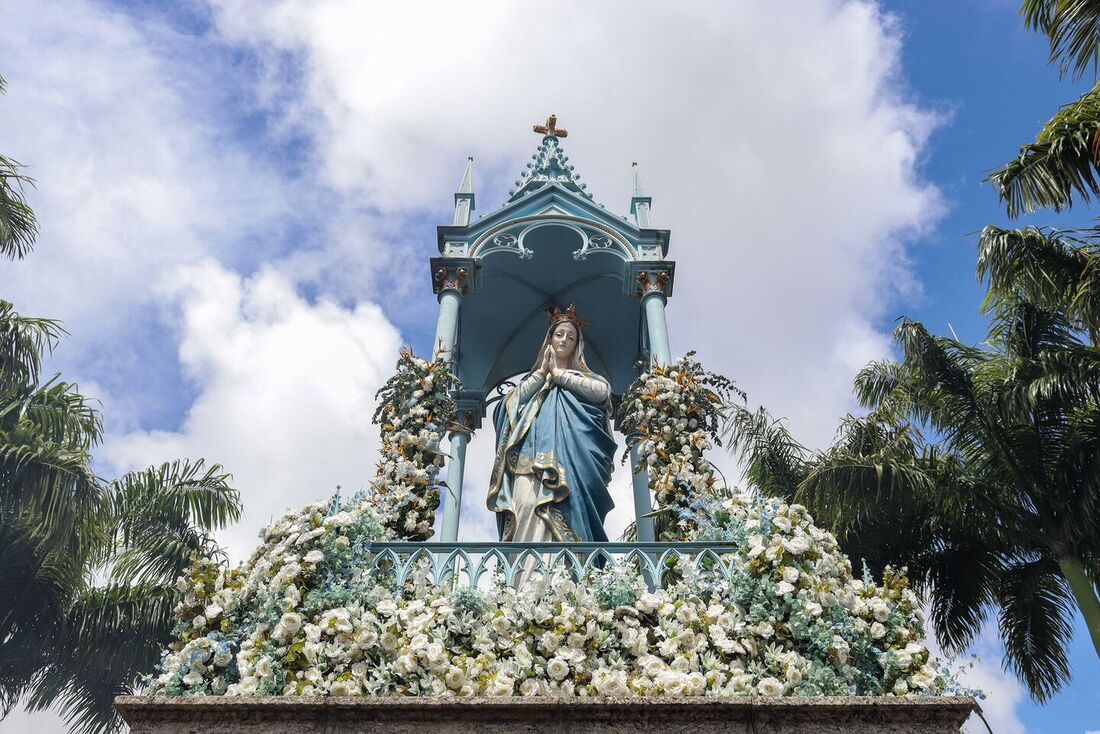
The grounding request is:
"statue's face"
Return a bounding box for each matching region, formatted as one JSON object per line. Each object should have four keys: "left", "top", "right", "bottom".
{"left": 551, "top": 322, "right": 578, "bottom": 362}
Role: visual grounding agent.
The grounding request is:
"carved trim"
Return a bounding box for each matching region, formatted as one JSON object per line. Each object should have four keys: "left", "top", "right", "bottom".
{"left": 634, "top": 270, "right": 671, "bottom": 298}
{"left": 572, "top": 234, "right": 615, "bottom": 261}
{"left": 470, "top": 215, "right": 638, "bottom": 261}
{"left": 433, "top": 266, "right": 469, "bottom": 295}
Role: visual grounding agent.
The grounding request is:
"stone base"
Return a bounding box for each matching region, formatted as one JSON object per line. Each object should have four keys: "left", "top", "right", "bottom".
{"left": 114, "top": 695, "right": 977, "bottom": 734}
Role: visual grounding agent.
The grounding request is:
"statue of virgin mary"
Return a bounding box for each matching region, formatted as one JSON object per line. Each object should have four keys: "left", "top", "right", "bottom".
{"left": 487, "top": 305, "right": 616, "bottom": 542}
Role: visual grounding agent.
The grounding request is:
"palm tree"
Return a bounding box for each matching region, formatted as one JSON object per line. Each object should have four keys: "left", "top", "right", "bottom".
{"left": 1, "top": 300, "right": 241, "bottom": 734}
{"left": 726, "top": 302, "right": 1100, "bottom": 701}
{"left": 0, "top": 74, "right": 38, "bottom": 260}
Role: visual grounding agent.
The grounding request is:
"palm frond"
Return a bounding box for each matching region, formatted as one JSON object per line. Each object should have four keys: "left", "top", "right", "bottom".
{"left": 978, "top": 226, "right": 1100, "bottom": 342}
{"left": 722, "top": 403, "right": 808, "bottom": 501}
{"left": 1021, "top": 0, "right": 1100, "bottom": 79}
{"left": 0, "top": 155, "right": 37, "bottom": 261}
{"left": 987, "top": 82, "right": 1100, "bottom": 216}
{"left": 923, "top": 541, "right": 1002, "bottom": 654}
{"left": 22, "top": 583, "right": 178, "bottom": 734}
{"left": 106, "top": 459, "right": 238, "bottom": 584}
{"left": 997, "top": 557, "right": 1075, "bottom": 702}
{"left": 0, "top": 300, "right": 65, "bottom": 389}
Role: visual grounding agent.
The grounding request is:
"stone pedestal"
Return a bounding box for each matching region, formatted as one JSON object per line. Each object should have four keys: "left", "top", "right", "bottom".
{"left": 115, "top": 695, "right": 977, "bottom": 734}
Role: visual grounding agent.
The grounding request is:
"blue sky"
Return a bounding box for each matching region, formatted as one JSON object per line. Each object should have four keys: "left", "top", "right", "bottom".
{"left": 0, "top": 1, "right": 1097, "bottom": 732}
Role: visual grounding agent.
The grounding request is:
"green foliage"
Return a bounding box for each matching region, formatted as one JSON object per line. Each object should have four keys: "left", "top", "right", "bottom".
{"left": 1021, "top": 0, "right": 1100, "bottom": 79}
{"left": 986, "top": 83, "right": 1100, "bottom": 217}
{"left": 0, "top": 74, "right": 39, "bottom": 261}
{"left": 978, "top": 225, "right": 1100, "bottom": 344}
{"left": 1, "top": 302, "right": 240, "bottom": 733}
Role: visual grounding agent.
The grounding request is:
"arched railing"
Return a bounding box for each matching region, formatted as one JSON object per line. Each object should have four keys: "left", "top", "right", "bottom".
{"left": 361, "top": 541, "right": 742, "bottom": 589}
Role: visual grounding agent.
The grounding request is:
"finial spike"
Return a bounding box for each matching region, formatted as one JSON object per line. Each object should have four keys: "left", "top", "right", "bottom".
{"left": 457, "top": 156, "right": 474, "bottom": 194}
{"left": 632, "top": 162, "right": 645, "bottom": 197}
{"left": 452, "top": 156, "right": 475, "bottom": 226}
{"left": 630, "top": 161, "right": 652, "bottom": 227}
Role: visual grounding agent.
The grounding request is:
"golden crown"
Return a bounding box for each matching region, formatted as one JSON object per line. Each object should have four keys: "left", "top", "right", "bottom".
{"left": 546, "top": 303, "right": 587, "bottom": 331}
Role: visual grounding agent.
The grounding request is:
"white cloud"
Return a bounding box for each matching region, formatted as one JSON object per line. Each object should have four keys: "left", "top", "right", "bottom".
{"left": 104, "top": 260, "right": 402, "bottom": 558}
{"left": 921, "top": 616, "right": 1028, "bottom": 734}
{"left": 0, "top": 0, "right": 307, "bottom": 429}
{"left": 207, "top": 0, "right": 942, "bottom": 458}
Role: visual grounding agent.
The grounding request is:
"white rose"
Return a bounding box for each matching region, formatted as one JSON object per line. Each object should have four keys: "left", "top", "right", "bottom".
{"left": 756, "top": 677, "right": 785, "bottom": 696}
{"left": 488, "top": 674, "right": 516, "bottom": 696}
{"left": 520, "top": 678, "right": 541, "bottom": 696}
{"left": 539, "top": 631, "right": 561, "bottom": 654}
{"left": 546, "top": 657, "right": 570, "bottom": 681}
{"left": 892, "top": 678, "right": 909, "bottom": 696}
{"left": 910, "top": 665, "right": 936, "bottom": 690}
{"left": 870, "top": 622, "right": 887, "bottom": 639}
{"left": 784, "top": 535, "right": 811, "bottom": 555}
{"left": 781, "top": 567, "right": 800, "bottom": 584}
{"left": 872, "top": 602, "right": 891, "bottom": 623}
{"left": 192, "top": 615, "right": 207, "bottom": 630}
{"left": 445, "top": 667, "right": 467, "bottom": 690}
{"left": 255, "top": 657, "right": 273, "bottom": 681}
{"left": 425, "top": 641, "right": 445, "bottom": 663}
{"left": 204, "top": 603, "right": 223, "bottom": 620}
{"left": 660, "top": 671, "right": 685, "bottom": 696}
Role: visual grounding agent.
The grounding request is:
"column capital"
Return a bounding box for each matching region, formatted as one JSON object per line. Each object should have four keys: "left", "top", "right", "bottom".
{"left": 450, "top": 390, "right": 485, "bottom": 433}
{"left": 626, "top": 261, "right": 675, "bottom": 299}
{"left": 430, "top": 257, "right": 479, "bottom": 297}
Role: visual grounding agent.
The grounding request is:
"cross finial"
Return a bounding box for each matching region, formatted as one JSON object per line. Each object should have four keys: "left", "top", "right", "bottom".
{"left": 533, "top": 114, "right": 568, "bottom": 138}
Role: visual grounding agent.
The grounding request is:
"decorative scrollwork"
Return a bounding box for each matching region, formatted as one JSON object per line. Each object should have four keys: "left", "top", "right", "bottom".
{"left": 573, "top": 234, "right": 616, "bottom": 261}
{"left": 489, "top": 233, "right": 533, "bottom": 259}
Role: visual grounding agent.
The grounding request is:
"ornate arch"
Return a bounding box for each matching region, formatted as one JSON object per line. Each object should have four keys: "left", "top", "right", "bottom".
{"left": 470, "top": 215, "right": 638, "bottom": 261}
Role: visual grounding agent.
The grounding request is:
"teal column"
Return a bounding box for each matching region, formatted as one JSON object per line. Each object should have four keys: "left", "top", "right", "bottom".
{"left": 643, "top": 292, "right": 672, "bottom": 366}
{"left": 629, "top": 445, "right": 656, "bottom": 542}
{"left": 434, "top": 289, "right": 461, "bottom": 361}
{"left": 441, "top": 430, "right": 468, "bottom": 542}
{"left": 432, "top": 277, "right": 465, "bottom": 541}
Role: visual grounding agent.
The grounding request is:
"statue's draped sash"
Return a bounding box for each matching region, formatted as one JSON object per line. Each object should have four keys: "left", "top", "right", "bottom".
{"left": 487, "top": 374, "right": 616, "bottom": 542}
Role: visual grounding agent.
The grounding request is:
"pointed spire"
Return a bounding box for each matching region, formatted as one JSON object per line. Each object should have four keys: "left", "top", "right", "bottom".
{"left": 507, "top": 115, "right": 593, "bottom": 202}
{"left": 453, "top": 156, "right": 475, "bottom": 226}
{"left": 630, "top": 161, "right": 653, "bottom": 228}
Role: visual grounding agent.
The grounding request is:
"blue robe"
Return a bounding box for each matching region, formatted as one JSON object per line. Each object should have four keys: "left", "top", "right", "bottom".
{"left": 487, "top": 372, "right": 616, "bottom": 542}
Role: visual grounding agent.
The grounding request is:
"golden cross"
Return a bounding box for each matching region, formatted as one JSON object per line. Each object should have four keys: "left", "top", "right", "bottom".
{"left": 533, "top": 114, "right": 568, "bottom": 138}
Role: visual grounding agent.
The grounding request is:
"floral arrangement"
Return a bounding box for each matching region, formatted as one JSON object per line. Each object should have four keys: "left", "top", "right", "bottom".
{"left": 369, "top": 349, "right": 457, "bottom": 541}
{"left": 617, "top": 352, "right": 743, "bottom": 541}
{"left": 145, "top": 349, "right": 975, "bottom": 701}
{"left": 146, "top": 489, "right": 971, "bottom": 699}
